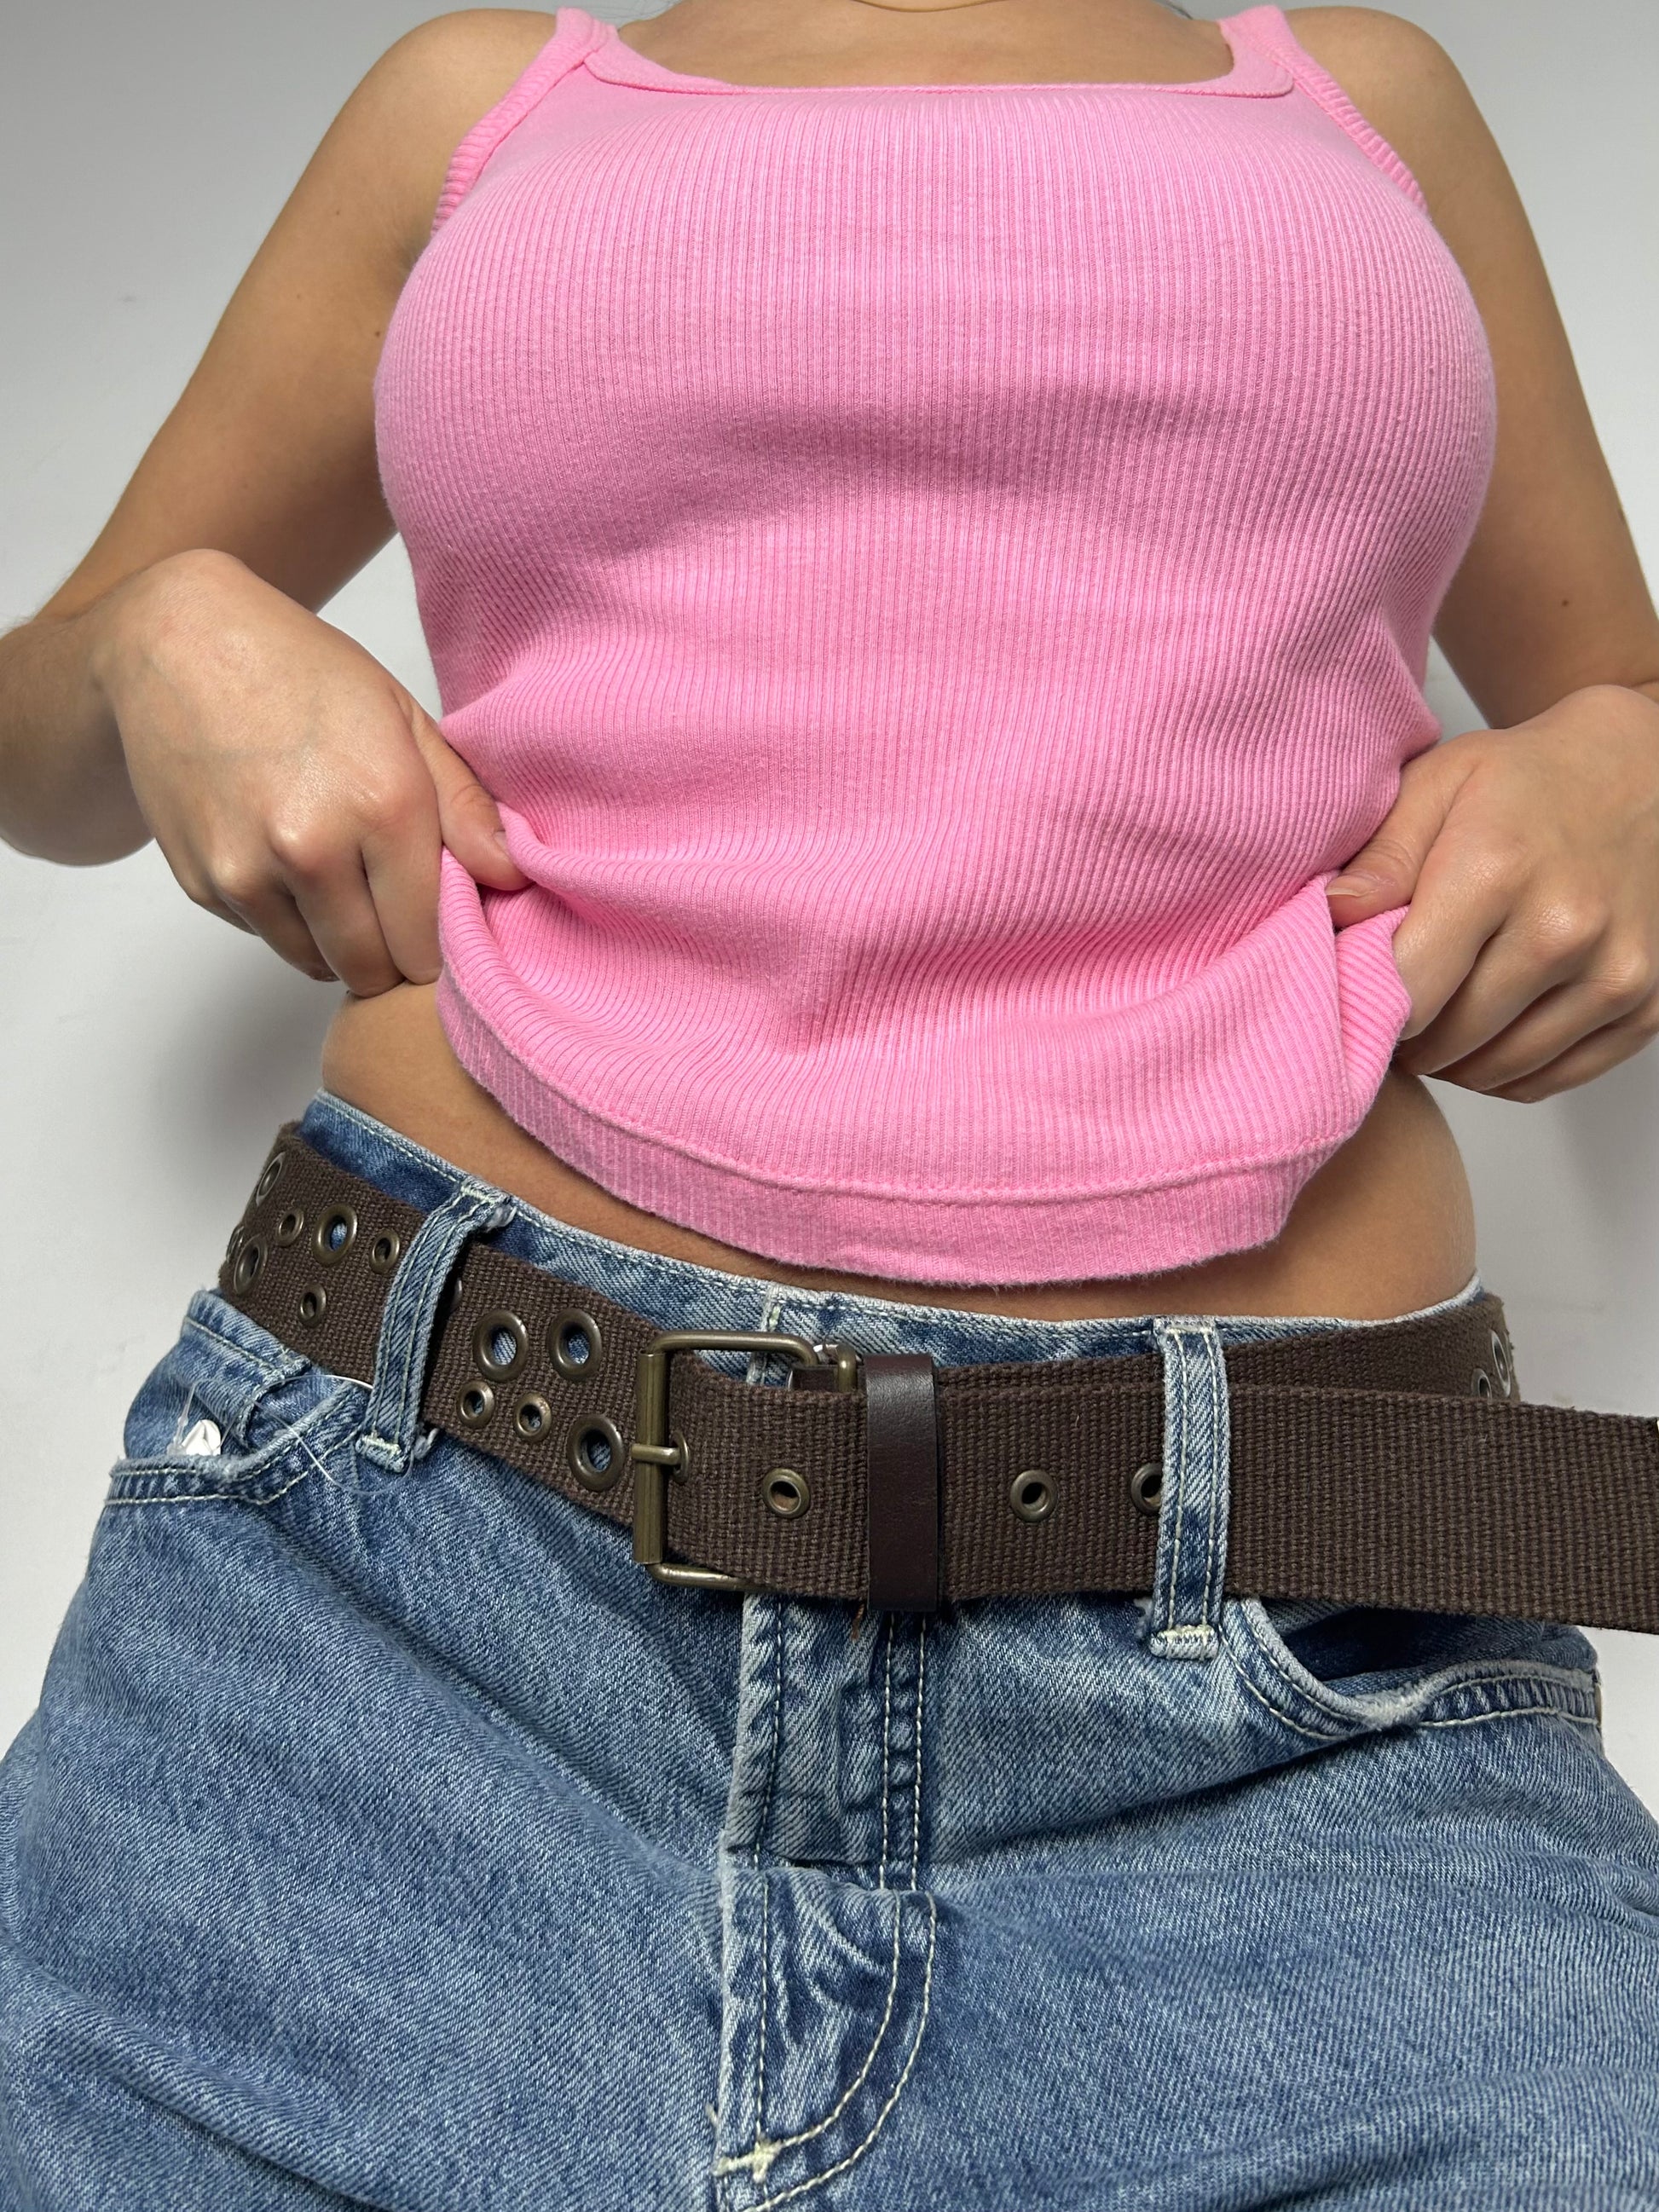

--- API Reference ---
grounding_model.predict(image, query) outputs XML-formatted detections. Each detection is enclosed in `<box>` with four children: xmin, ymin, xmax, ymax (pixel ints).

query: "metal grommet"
<box><xmin>1489</xmin><ymin>1331</ymin><xmax>1512</xmax><ymax>1394</ymax></box>
<box><xmin>512</xmin><ymin>1392</ymin><xmax>553</xmax><ymax>1441</ymax></box>
<box><xmin>225</xmin><ymin>1221</ymin><xmax>247</xmax><ymax>1265</ymax></box>
<box><xmin>1129</xmin><ymin>1460</ymin><xmax>1164</xmax><ymax>1518</ymax></box>
<box><xmin>547</xmin><ymin>1308</ymin><xmax>603</xmax><ymax>1381</ymax></box>
<box><xmin>566</xmin><ymin>1412</ymin><xmax>623</xmax><ymax>1492</ymax></box>
<box><xmin>1472</xmin><ymin>1367</ymin><xmax>1494</xmax><ymax>1399</ymax></box>
<box><xmin>275</xmin><ymin>1206</ymin><xmax>306</xmax><ymax>1247</ymax></box>
<box><xmin>231</xmin><ymin>1238</ymin><xmax>267</xmax><ymax>1294</ymax></box>
<box><xmin>368</xmin><ymin>1230</ymin><xmax>402</xmax><ymax>1275</ymax></box>
<box><xmin>456</xmin><ymin>1379</ymin><xmax>496</xmax><ymax>1428</ymax></box>
<box><xmin>1009</xmin><ymin>1469</ymin><xmax>1054</xmax><ymax>1523</ymax></box>
<box><xmin>312</xmin><ymin>1204</ymin><xmax>358</xmax><ymax>1266</ymax></box>
<box><xmin>298</xmin><ymin>1285</ymin><xmax>327</xmax><ymax>1325</ymax></box>
<box><xmin>254</xmin><ymin>1152</ymin><xmax>285</xmax><ymax>1203</ymax></box>
<box><xmin>764</xmin><ymin>1466</ymin><xmax>811</xmax><ymax>1519</ymax></box>
<box><xmin>471</xmin><ymin>1309</ymin><xmax>529</xmax><ymax>1380</ymax></box>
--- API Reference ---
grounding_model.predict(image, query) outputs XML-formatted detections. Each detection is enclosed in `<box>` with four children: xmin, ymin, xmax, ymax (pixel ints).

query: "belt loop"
<box><xmin>355</xmin><ymin>1182</ymin><xmax>515</xmax><ymax>1475</ymax></box>
<box><xmin>1145</xmin><ymin>1319</ymin><xmax>1230</xmax><ymax>1662</ymax></box>
<box><xmin>864</xmin><ymin>1352</ymin><xmax>940</xmax><ymax>1614</ymax></box>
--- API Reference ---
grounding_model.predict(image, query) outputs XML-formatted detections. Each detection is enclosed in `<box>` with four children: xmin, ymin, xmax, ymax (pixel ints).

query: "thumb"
<box><xmin>1326</xmin><ymin>749</ymin><xmax>1463</xmax><ymax>923</ymax></box>
<box><xmin>409</xmin><ymin>710</ymin><xmax>529</xmax><ymax>892</ymax></box>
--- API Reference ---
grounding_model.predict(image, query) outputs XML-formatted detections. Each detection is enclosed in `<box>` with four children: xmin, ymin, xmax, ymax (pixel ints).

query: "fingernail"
<box><xmin>1327</xmin><ymin>873</ymin><xmax>1378</xmax><ymax>899</ymax></box>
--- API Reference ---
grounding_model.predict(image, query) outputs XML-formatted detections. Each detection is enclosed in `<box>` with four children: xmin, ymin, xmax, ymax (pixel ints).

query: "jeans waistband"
<box><xmin>294</xmin><ymin>1089</ymin><xmax>1485</xmax><ymax>1377</ymax></box>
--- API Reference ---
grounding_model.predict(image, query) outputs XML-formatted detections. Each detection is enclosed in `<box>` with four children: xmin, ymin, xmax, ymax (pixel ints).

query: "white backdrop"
<box><xmin>3</xmin><ymin>0</ymin><xmax>1656</xmax><ymax>1807</ymax></box>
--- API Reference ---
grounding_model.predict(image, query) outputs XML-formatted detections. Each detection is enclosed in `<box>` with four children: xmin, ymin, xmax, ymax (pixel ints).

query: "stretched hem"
<box><xmin>435</xmin><ymin>972</ymin><xmax>1364</xmax><ymax>1287</ymax></box>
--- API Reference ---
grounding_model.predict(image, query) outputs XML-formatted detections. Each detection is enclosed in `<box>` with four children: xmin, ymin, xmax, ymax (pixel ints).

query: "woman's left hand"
<box><xmin>1326</xmin><ymin>683</ymin><xmax>1659</xmax><ymax>1101</ymax></box>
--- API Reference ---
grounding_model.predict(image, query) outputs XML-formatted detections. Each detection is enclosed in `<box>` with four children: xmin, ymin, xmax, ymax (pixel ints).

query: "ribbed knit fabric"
<box><xmin>371</xmin><ymin>4</ymin><xmax>1496</xmax><ymax>1285</ymax></box>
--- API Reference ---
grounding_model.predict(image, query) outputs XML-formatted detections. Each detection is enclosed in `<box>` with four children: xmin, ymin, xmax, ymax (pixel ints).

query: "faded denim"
<box><xmin>3</xmin><ymin>1088</ymin><xmax>1657</xmax><ymax>2209</ymax></box>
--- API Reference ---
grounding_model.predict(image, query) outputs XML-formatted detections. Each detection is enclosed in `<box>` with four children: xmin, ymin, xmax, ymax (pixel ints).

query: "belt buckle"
<box><xmin>630</xmin><ymin>1328</ymin><xmax>855</xmax><ymax>1590</ymax></box>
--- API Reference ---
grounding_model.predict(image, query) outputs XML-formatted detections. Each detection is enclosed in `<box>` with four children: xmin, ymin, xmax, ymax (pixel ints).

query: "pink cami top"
<box><xmin>372</xmin><ymin>5</ymin><xmax>1496</xmax><ymax>1284</ymax></box>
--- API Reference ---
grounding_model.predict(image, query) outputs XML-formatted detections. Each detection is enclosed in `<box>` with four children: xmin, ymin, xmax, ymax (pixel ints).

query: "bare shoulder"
<box><xmin>351</xmin><ymin>9</ymin><xmax>562</xmax><ymax>268</ymax></box>
<box><xmin>1281</xmin><ymin>8</ymin><xmax>1494</xmax><ymax>218</ymax></box>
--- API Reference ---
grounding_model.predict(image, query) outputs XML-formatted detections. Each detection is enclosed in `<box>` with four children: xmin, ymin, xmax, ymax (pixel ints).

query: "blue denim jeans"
<box><xmin>3</xmin><ymin>1089</ymin><xmax>1658</xmax><ymax>2209</ymax></box>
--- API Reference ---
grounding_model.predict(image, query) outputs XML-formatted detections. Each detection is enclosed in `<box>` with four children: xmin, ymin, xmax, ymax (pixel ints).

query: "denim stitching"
<box><xmin>1419</xmin><ymin>1703</ymin><xmax>1599</xmax><ymax>1734</ymax></box>
<box><xmin>754</xmin><ymin>1879</ymin><xmax>772</xmax><ymax>2157</ymax></box>
<box><xmin>107</xmin><ymin>1383</ymin><xmax>362</xmax><ymax>1501</ymax></box>
<box><xmin>1419</xmin><ymin>1666</ymin><xmax>1598</xmax><ymax>1701</ymax></box>
<box><xmin>1234</xmin><ymin>1597</ymin><xmax>1599</xmax><ymax>1734</ymax></box>
<box><xmin>1414</xmin><ymin>1670</ymin><xmax>1599</xmax><ymax>1724</ymax></box>
<box><xmin>910</xmin><ymin>1620</ymin><xmax>928</xmax><ymax>1890</ymax></box>
<box><xmin>720</xmin><ymin>1614</ymin><xmax>931</xmax><ymax>2193</ymax></box>
<box><xmin>1155</xmin><ymin>1626</ymin><xmax>1219</xmax><ymax>1654</ymax></box>
<box><xmin>1191</xmin><ymin>1337</ymin><xmax>1210</xmax><ymax>1632</ymax></box>
<box><xmin>359</xmin><ymin>1186</ymin><xmax>508</xmax><ymax>1466</ymax></box>
<box><xmin>1225</xmin><ymin>1632</ymin><xmax>1598</xmax><ymax>1742</ymax></box>
<box><xmin>1151</xmin><ymin>1325</ymin><xmax>1224</xmax><ymax>1657</ymax></box>
<box><xmin>878</xmin><ymin>1614</ymin><xmax>896</xmax><ymax>1891</ymax></box>
<box><xmin>1228</xmin><ymin>1609</ymin><xmax>1357</xmax><ymax>1731</ymax></box>
<box><xmin>167</xmin><ymin>1382</ymin><xmax>204</xmax><ymax>1454</ymax></box>
<box><xmin>103</xmin><ymin>1461</ymin><xmax>315</xmax><ymax>1516</ymax></box>
<box><xmin>1223</xmin><ymin>1641</ymin><xmax>1354</xmax><ymax>1740</ymax></box>
<box><xmin>180</xmin><ymin>1308</ymin><xmax>304</xmax><ymax>1382</ymax></box>
<box><xmin>165</xmin><ymin>1305</ymin><xmax>310</xmax><ymax>1447</ymax></box>
<box><xmin>1198</xmin><ymin>1331</ymin><xmax>1225</xmax><ymax>1635</ymax></box>
<box><xmin>360</xmin><ymin>1206</ymin><xmax>444</xmax><ymax>1457</ymax></box>
<box><xmin>743</xmin><ymin>1896</ymin><xmax>939</xmax><ymax>2212</ymax></box>
<box><xmin>753</xmin><ymin>1602</ymin><xmax>785</xmax><ymax>1872</ymax></box>
<box><xmin>750</xmin><ymin>1599</ymin><xmax>786</xmax><ymax>2156</ymax></box>
<box><xmin>1161</xmin><ymin>1324</ymin><xmax>1224</xmax><ymax>1646</ymax></box>
<box><xmin>1161</xmin><ymin>1330</ymin><xmax>1188</xmax><ymax>1636</ymax></box>
<box><xmin>714</xmin><ymin>1897</ymin><xmax>910</xmax><ymax>2182</ymax></box>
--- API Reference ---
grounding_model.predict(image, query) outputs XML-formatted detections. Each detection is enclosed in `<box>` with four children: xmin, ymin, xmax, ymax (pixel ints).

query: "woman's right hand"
<box><xmin>92</xmin><ymin>547</ymin><xmax>529</xmax><ymax>993</ymax></box>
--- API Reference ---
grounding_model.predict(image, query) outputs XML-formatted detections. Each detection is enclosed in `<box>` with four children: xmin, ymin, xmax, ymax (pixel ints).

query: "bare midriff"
<box><xmin>321</xmin><ymin>984</ymin><xmax>1477</xmax><ymax>1325</ymax></box>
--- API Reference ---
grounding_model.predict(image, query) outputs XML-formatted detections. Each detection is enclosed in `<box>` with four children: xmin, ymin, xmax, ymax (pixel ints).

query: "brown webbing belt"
<box><xmin>217</xmin><ymin>1128</ymin><xmax>1659</xmax><ymax>1632</ymax></box>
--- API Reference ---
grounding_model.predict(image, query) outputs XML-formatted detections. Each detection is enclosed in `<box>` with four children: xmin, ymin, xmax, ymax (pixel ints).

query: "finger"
<box><xmin>1386</xmin><ymin>829</ymin><xmax>1515</xmax><ymax>1041</ymax></box>
<box><xmin>217</xmin><ymin>879</ymin><xmax>338</xmax><ymax>981</ymax></box>
<box><xmin>1408</xmin><ymin>980</ymin><xmax>1585</xmax><ymax>1089</ymax></box>
<box><xmin>158</xmin><ymin>842</ymin><xmax>262</xmax><ymax>939</ymax></box>
<box><xmin>408</xmin><ymin>713</ymin><xmax>530</xmax><ymax>892</ymax></box>
<box><xmin>286</xmin><ymin>863</ymin><xmax>405</xmax><ymax>997</ymax></box>
<box><xmin>1410</xmin><ymin>952</ymin><xmax>1658</xmax><ymax>1089</ymax></box>
<box><xmin>1483</xmin><ymin>998</ymin><xmax>1659</xmax><ymax>1102</ymax></box>
<box><xmin>359</xmin><ymin>780</ymin><xmax>443</xmax><ymax>986</ymax></box>
<box><xmin>1327</xmin><ymin>744</ymin><xmax>1471</xmax><ymax>921</ymax></box>
<box><xmin>1393</xmin><ymin>915</ymin><xmax>1592</xmax><ymax>1075</ymax></box>
<box><xmin>182</xmin><ymin>888</ymin><xmax>257</xmax><ymax>937</ymax></box>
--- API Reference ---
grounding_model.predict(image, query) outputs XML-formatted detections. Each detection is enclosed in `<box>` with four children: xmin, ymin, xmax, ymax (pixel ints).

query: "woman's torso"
<box><xmin>339</xmin><ymin>0</ymin><xmax>1483</xmax><ymax>1322</ymax></box>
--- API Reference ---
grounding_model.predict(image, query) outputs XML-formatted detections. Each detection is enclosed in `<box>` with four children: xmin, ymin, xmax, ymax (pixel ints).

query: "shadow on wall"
<box><xmin>151</xmin><ymin>947</ymin><xmax>340</xmax><ymax>1194</ymax></box>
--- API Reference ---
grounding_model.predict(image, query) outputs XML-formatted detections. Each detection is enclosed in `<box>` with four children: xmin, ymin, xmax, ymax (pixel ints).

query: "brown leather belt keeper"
<box><xmin>217</xmin><ymin>1127</ymin><xmax>1659</xmax><ymax>1631</ymax></box>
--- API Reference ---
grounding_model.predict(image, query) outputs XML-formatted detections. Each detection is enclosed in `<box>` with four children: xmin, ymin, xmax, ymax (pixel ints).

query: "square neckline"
<box><xmin>582</xmin><ymin>8</ymin><xmax>1295</xmax><ymax>98</ymax></box>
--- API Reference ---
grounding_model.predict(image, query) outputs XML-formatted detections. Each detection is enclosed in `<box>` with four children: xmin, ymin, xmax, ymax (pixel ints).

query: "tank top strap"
<box><xmin>1217</xmin><ymin>3</ymin><xmax>1429</xmax><ymax>210</ymax></box>
<box><xmin>431</xmin><ymin>7</ymin><xmax>613</xmax><ymax>240</ymax></box>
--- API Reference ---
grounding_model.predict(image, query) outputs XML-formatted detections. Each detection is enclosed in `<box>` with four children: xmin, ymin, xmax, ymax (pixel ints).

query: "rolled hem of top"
<box><xmin>436</xmin><ymin>983</ymin><xmax>1344</xmax><ymax>1288</ymax></box>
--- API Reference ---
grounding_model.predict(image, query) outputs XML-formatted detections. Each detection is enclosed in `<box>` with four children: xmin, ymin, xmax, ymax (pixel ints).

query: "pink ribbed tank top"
<box><xmin>372</xmin><ymin>5</ymin><xmax>1495</xmax><ymax>1284</ymax></box>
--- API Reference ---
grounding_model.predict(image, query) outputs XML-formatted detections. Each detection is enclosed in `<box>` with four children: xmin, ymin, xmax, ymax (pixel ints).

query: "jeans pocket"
<box><xmin>108</xmin><ymin>1284</ymin><xmax>364</xmax><ymax>1500</ymax></box>
<box><xmin>1224</xmin><ymin>1594</ymin><xmax>1601</xmax><ymax>1742</ymax></box>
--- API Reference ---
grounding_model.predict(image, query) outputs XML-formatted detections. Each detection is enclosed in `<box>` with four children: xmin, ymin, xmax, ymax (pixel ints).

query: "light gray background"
<box><xmin>2</xmin><ymin>1</ymin><xmax>1656</xmax><ymax>1804</ymax></box>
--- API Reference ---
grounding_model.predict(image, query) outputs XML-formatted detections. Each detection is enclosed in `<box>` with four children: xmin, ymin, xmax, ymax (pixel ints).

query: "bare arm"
<box><xmin>1291</xmin><ymin>8</ymin><xmax>1659</xmax><ymax>1099</ymax></box>
<box><xmin>0</xmin><ymin>9</ymin><xmax>555</xmax><ymax>881</ymax></box>
<box><xmin>1288</xmin><ymin>5</ymin><xmax>1659</xmax><ymax>720</ymax></box>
